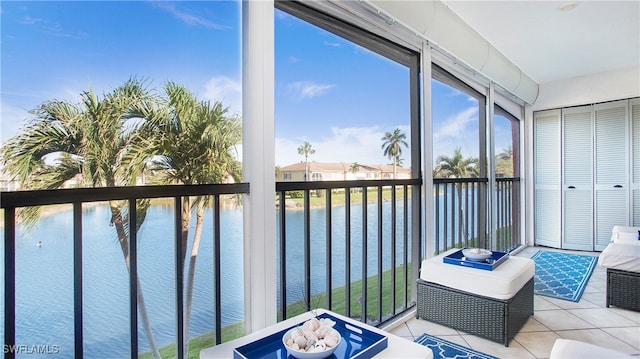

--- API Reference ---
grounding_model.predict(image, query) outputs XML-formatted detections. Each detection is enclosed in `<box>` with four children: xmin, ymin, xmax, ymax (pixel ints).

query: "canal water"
<box><xmin>2</xmin><ymin>200</ymin><xmax>415</xmax><ymax>358</ymax></box>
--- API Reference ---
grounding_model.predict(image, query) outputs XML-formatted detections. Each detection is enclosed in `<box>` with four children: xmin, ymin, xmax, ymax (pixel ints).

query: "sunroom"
<box><xmin>2</xmin><ymin>1</ymin><xmax>639</xmax><ymax>358</ymax></box>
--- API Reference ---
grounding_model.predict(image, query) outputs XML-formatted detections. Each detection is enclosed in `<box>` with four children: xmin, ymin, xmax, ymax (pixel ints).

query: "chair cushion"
<box><xmin>611</xmin><ymin>226</ymin><xmax>640</xmax><ymax>246</ymax></box>
<box><xmin>549</xmin><ymin>339</ymin><xmax>633</xmax><ymax>359</ymax></box>
<box><xmin>419</xmin><ymin>248</ymin><xmax>534</xmax><ymax>300</ymax></box>
<box><xmin>598</xmin><ymin>242</ymin><xmax>640</xmax><ymax>273</ymax></box>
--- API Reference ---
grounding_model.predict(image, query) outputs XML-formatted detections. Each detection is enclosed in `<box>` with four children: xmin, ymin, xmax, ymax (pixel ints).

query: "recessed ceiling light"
<box><xmin>559</xmin><ymin>1</ymin><xmax>579</xmax><ymax>12</ymax></box>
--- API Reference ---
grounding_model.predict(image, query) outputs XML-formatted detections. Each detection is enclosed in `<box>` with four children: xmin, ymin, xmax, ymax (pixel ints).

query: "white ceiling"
<box><xmin>441</xmin><ymin>1</ymin><xmax>640</xmax><ymax>84</ymax></box>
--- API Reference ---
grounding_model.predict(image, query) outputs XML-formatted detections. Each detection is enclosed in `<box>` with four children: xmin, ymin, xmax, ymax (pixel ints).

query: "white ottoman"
<box><xmin>549</xmin><ymin>339</ymin><xmax>633</xmax><ymax>358</ymax></box>
<box><xmin>598</xmin><ymin>242</ymin><xmax>640</xmax><ymax>311</ymax></box>
<box><xmin>417</xmin><ymin>248</ymin><xmax>535</xmax><ymax>346</ymax></box>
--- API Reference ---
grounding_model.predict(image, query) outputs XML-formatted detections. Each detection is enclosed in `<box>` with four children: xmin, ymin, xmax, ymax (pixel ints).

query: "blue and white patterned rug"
<box><xmin>530</xmin><ymin>250</ymin><xmax>597</xmax><ymax>302</ymax></box>
<box><xmin>415</xmin><ymin>333</ymin><xmax>498</xmax><ymax>359</ymax></box>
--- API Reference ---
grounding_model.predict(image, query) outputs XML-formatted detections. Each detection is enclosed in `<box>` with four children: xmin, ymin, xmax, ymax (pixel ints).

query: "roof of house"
<box><xmin>279</xmin><ymin>162</ymin><xmax>410</xmax><ymax>173</ymax></box>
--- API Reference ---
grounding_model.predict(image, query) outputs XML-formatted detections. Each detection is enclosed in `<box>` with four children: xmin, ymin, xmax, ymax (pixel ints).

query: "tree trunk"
<box><xmin>183</xmin><ymin>204</ymin><xmax>205</xmax><ymax>358</ymax></box>
<box><xmin>181</xmin><ymin>197</ymin><xmax>191</xmax><ymax>273</ymax></box>
<box><xmin>109</xmin><ymin>201</ymin><xmax>161</xmax><ymax>359</ymax></box>
<box><xmin>455</xmin><ymin>184</ymin><xmax>467</xmax><ymax>246</ymax></box>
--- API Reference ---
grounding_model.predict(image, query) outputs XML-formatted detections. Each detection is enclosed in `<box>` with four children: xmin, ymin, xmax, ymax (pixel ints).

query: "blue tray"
<box><xmin>443</xmin><ymin>248</ymin><xmax>509</xmax><ymax>271</ymax></box>
<box><xmin>233</xmin><ymin>312</ymin><xmax>388</xmax><ymax>359</ymax></box>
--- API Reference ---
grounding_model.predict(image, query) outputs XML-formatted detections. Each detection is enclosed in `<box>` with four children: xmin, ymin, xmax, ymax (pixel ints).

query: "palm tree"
<box><xmin>433</xmin><ymin>147</ymin><xmax>479</xmax><ymax>179</ymax></box>
<box><xmin>433</xmin><ymin>147</ymin><xmax>480</xmax><ymax>245</ymax></box>
<box><xmin>297</xmin><ymin>141</ymin><xmax>315</xmax><ymax>181</ymax></box>
<box><xmin>380</xmin><ymin>128</ymin><xmax>408</xmax><ymax>179</ymax></box>
<box><xmin>496</xmin><ymin>146</ymin><xmax>514</xmax><ymax>177</ymax></box>
<box><xmin>497</xmin><ymin>146</ymin><xmax>512</xmax><ymax>161</ymax></box>
<box><xmin>1</xmin><ymin>79</ymin><xmax>162</xmax><ymax>359</ymax></box>
<box><xmin>347</xmin><ymin>162</ymin><xmax>359</xmax><ymax>180</ymax></box>
<box><xmin>134</xmin><ymin>82</ymin><xmax>242</xmax><ymax>357</ymax></box>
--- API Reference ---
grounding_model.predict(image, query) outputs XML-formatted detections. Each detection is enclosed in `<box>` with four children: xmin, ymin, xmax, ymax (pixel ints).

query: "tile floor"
<box><xmin>387</xmin><ymin>246</ymin><xmax>640</xmax><ymax>358</ymax></box>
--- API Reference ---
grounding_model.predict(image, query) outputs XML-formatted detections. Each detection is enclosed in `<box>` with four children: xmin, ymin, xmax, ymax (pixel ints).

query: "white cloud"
<box><xmin>287</xmin><ymin>81</ymin><xmax>335</xmax><ymax>100</ymax></box>
<box><xmin>19</xmin><ymin>15</ymin><xmax>43</xmax><ymax>25</ymax></box>
<box><xmin>152</xmin><ymin>2</ymin><xmax>226</xmax><ymax>29</ymax></box>
<box><xmin>275</xmin><ymin>125</ymin><xmax>411</xmax><ymax>167</ymax></box>
<box><xmin>202</xmin><ymin>75</ymin><xmax>242</xmax><ymax>115</ymax></box>
<box><xmin>324</xmin><ymin>41</ymin><xmax>341</xmax><ymax>47</ymax></box>
<box><xmin>433</xmin><ymin>106</ymin><xmax>477</xmax><ymax>140</ymax></box>
<box><xmin>19</xmin><ymin>15</ymin><xmax>87</xmax><ymax>39</ymax></box>
<box><xmin>431</xmin><ymin>107</ymin><xmax>481</xmax><ymax>160</ymax></box>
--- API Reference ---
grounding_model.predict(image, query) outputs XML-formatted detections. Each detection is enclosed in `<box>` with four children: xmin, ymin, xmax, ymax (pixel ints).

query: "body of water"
<box><xmin>2</xmin><ymin>198</ymin><xmax>417</xmax><ymax>358</ymax></box>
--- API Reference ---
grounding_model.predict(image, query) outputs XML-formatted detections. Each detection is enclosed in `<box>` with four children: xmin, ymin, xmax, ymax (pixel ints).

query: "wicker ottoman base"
<box><xmin>416</xmin><ymin>277</ymin><xmax>534</xmax><ymax>347</ymax></box>
<box><xmin>606</xmin><ymin>268</ymin><xmax>640</xmax><ymax>311</ymax></box>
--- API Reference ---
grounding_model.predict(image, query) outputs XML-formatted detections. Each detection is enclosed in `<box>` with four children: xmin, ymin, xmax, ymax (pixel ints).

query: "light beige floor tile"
<box><xmin>534</xmin><ymin>296</ymin><xmax>561</xmax><ymax>311</ymax></box>
<box><xmin>513</xmin><ymin>331</ymin><xmax>563</xmax><ymax>358</ymax></box>
<box><xmin>579</xmin><ymin>292</ymin><xmax>606</xmax><ymax>307</ymax></box>
<box><xmin>567</xmin><ymin>308</ymin><xmax>639</xmax><ymax>328</ymax></box>
<box><xmin>388</xmin><ymin>322</ymin><xmax>413</xmax><ymax>339</ymax></box>
<box><xmin>607</xmin><ymin>308</ymin><xmax>640</xmax><ymax>324</ymax></box>
<box><xmin>543</xmin><ymin>296</ymin><xmax>599</xmax><ymax>309</ymax></box>
<box><xmin>462</xmin><ymin>334</ymin><xmax>536</xmax><ymax>359</ymax></box>
<box><xmin>405</xmin><ymin>318</ymin><xmax>459</xmax><ymax>336</ymax></box>
<box><xmin>583</xmin><ymin>280</ymin><xmax>605</xmax><ymax>293</ymax></box>
<box><xmin>602</xmin><ymin>326</ymin><xmax>640</xmax><ymax>350</ymax></box>
<box><xmin>520</xmin><ymin>316</ymin><xmax>551</xmax><ymax>332</ymax></box>
<box><xmin>582</xmin><ymin>285</ymin><xmax>603</xmax><ymax>294</ymax></box>
<box><xmin>533</xmin><ymin>310</ymin><xmax>595</xmax><ymax>330</ymax></box>
<box><xmin>557</xmin><ymin>328</ymin><xmax>639</xmax><ymax>355</ymax></box>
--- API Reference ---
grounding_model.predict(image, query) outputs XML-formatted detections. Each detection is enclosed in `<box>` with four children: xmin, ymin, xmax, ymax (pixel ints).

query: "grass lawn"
<box><xmin>141</xmin><ymin>263</ymin><xmax>413</xmax><ymax>358</ymax></box>
<box><xmin>282</xmin><ymin>187</ymin><xmax>413</xmax><ymax>209</ymax></box>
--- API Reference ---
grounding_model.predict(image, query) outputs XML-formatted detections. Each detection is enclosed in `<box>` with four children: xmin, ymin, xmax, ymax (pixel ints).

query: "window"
<box><xmin>274</xmin><ymin>2</ymin><xmax>419</xmax><ymax>179</ymax></box>
<box><xmin>494</xmin><ymin>106</ymin><xmax>520</xmax><ymax>178</ymax></box>
<box><xmin>1</xmin><ymin>2</ymin><xmax>243</xmax><ymax>356</ymax></box>
<box><xmin>273</xmin><ymin>1</ymin><xmax>421</xmax><ymax>323</ymax></box>
<box><xmin>431</xmin><ymin>64</ymin><xmax>488</xmax><ymax>251</ymax></box>
<box><xmin>432</xmin><ymin>65</ymin><xmax>486</xmax><ymax>179</ymax></box>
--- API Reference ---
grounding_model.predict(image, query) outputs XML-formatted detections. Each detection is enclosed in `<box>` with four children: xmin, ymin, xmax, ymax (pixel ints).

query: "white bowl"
<box><xmin>462</xmin><ymin>248</ymin><xmax>492</xmax><ymax>261</ymax></box>
<box><xmin>282</xmin><ymin>327</ymin><xmax>341</xmax><ymax>359</ymax></box>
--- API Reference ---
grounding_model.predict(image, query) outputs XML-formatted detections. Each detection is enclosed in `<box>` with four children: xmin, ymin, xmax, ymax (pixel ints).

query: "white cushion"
<box><xmin>598</xmin><ymin>242</ymin><xmax>640</xmax><ymax>273</ymax></box>
<box><xmin>419</xmin><ymin>248</ymin><xmax>534</xmax><ymax>300</ymax></box>
<box><xmin>612</xmin><ymin>225</ymin><xmax>640</xmax><ymax>234</ymax></box>
<box><xmin>611</xmin><ymin>226</ymin><xmax>640</xmax><ymax>245</ymax></box>
<box><xmin>614</xmin><ymin>231</ymin><xmax>640</xmax><ymax>246</ymax></box>
<box><xmin>549</xmin><ymin>339</ymin><xmax>633</xmax><ymax>359</ymax></box>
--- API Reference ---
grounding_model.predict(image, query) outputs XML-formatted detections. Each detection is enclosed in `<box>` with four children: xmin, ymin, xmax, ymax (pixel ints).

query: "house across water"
<box><xmin>278</xmin><ymin>162</ymin><xmax>411</xmax><ymax>181</ymax></box>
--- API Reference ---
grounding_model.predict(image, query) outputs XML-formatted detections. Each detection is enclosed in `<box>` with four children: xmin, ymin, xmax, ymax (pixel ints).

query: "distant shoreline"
<box><xmin>1</xmin><ymin>187</ymin><xmax>429</xmax><ymax>228</ymax></box>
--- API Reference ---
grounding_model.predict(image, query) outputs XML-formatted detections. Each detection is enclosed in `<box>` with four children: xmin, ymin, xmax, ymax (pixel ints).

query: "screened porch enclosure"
<box><xmin>2</xmin><ymin>1</ymin><xmax>531</xmax><ymax>358</ymax></box>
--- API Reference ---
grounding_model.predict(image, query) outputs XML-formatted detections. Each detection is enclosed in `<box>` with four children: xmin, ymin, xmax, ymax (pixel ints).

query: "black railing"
<box><xmin>3</xmin><ymin>176</ymin><xmax>519</xmax><ymax>357</ymax></box>
<box><xmin>496</xmin><ymin>178</ymin><xmax>521</xmax><ymax>252</ymax></box>
<box><xmin>275</xmin><ymin>178</ymin><xmax>422</xmax><ymax>326</ymax></box>
<box><xmin>433</xmin><ymin>178</ymin><xmax>487</xmax><ymax>253</ymax></box>
<box><xmin>2</xmin><ymin>184</ymin><xmax>249</xmax><ymax>359</ymax></box>
<box><xmin>433</xmin><ymin>177</ymin><xmax>521</xmax><ymax>254</ymax></box>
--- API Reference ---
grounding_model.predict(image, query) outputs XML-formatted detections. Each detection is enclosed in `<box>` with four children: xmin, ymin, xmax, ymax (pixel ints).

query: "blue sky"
<box><xmin>1</xmin><ymin>1</ymin><xmax>513</xmax><ymax>169</ymax></box>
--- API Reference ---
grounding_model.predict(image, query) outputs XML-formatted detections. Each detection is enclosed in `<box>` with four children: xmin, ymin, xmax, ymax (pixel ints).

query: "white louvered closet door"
<box><xmin>534</xmin><ymin>109</ymin><xmax>561</xmax><ymax>248</ymax></box>
<box><xmin>562</xmin><ymin>106</ymin><xmax>593</xmax><ymax>250</ymax></box>
<box><xmin>631</xmin><ymin>98</ymin><xmax>640</xmax><ymax>226</ymax></box>
<box><xmin>594</xmin><ymin>100</ymin><xmax>629</xmax><ymax>250</ymax></box>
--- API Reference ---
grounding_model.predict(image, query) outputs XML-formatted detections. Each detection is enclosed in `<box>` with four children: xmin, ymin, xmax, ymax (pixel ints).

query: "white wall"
<box><xmin>531</xmin><ymin>65</ymin><xmax>640</xmax><ymax>112</ymax></box>
<box><xmin>524</xmin><ymin>65</ymin><xmax>640</xmax><ymax>247</ymax></box>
